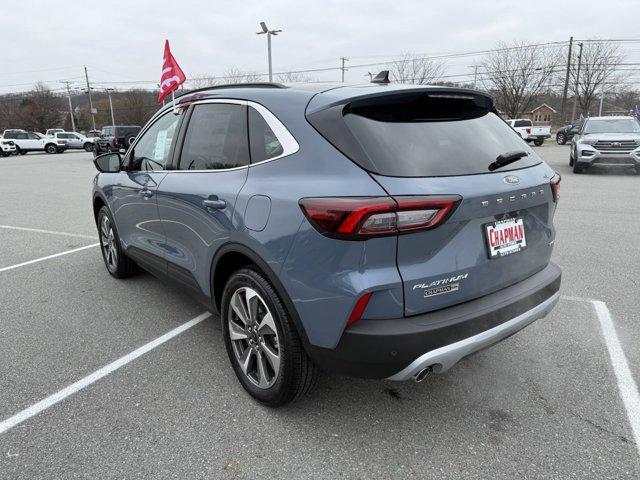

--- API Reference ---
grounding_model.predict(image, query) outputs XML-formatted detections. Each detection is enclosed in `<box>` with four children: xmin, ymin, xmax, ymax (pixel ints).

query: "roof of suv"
<box><xmin>584</xmin><ymin>116</ymin><xmax>637</xmax><ymax>121</ymax></box>
<box><xmin>175</xmin><ymin>82</ymin><xmax>493</xmax><ymax>114</ymax></box>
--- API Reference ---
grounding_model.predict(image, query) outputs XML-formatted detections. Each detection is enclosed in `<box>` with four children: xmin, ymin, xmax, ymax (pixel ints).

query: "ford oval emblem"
<box><xmin>503</xmin><ymin>175</ymin><xmax>520</xmax><ymax>185</ymax></box>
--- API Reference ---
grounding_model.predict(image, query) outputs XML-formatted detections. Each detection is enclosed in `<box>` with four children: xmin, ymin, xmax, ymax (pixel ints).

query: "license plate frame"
<box><xmin>484</xmin><ymin>217</ymin><xmax>527</xmax><ymax>259</ymax></box>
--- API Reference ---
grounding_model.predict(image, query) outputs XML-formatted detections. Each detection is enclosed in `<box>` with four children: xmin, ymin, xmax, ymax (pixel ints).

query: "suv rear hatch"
<box><xmin>307</xmin><ymin>87</ymin><xmax>559</xmax><ymax>316</ymax></box>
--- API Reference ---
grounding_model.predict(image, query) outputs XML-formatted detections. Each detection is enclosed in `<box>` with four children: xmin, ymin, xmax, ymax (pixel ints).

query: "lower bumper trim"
<box><xmin>386</xmin><ymin>291</ymin><xmax>559</xmax><ymax>381</ymax></box>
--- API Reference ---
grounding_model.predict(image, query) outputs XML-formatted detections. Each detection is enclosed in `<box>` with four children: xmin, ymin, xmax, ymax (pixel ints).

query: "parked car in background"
<box><xmin>86</xmin><ymin>130</ymin><xmax>102</xmax><ymax>138</ymax></box>
<box><xmin>54</xmin><ymin>132</ymin><xmax>94</xmax><ymax>151</ymax></box>
<box><xmin>3</xmin><ymin>130</ymin><xmax>68</xmax><ymax>154</ymax></box>
<box><xmin>506</xmin><ymin>119</ymin><xmax>551</xmax><ymax>146</ymax></box>
<box><xmin>45</xmin><ymin>128</ymin><xmax>65</xmax><ymax>137</ymax></box>
<box><xmin>2</xmin><ymin>129</ymin><xmax>26</xmax><ymax>138</ymax></box>
<box><xmin>1</xmin><ymin>139</ymin><xmax>17</xmax><ymax>156</ymax></box>
<box><xmin>570</xmin><ymin>116</ymin><xmax>640</xmax><ymax>174</ymax></box>
<box><xmin>91</xmin><ymin>82</ymin><xmax>561</xmax><ymax>406</ymax></box>
<box><xmin>556</xmin><ymin>118</ymin><xmax>584</xmax><ymax>145</ymax></box>
<box><xmin>92</xmin><ymin>125</ymin><xmax>141</xmax><ymax>156</ymax></box>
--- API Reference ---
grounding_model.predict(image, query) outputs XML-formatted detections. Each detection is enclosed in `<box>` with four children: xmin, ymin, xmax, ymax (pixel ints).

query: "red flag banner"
<box><xmin>158</xmin><ymin>40</ymin><xmax>186</xmax><ymax>104</ymax></box>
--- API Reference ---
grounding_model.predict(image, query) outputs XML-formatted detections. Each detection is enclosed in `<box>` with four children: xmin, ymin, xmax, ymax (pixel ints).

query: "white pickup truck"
<box><xmin>507</xmin><ymin>119</ymin><xmax>551</xmax><ymax>146</ymax></box>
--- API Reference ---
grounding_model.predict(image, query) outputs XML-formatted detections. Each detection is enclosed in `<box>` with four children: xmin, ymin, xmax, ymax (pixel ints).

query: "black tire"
<box><xmin>45</xmin><ymin>143</ymin><xmax>58</xmax><ymax>154</ymax></box>
<box><xmin>84</xmin><ymin>143</ymin><xmax>94</xmax><ymax>152</ymax></box>
<box><xmin>573</xmin><ymin>159</ymin><xmax>584</xmax><ymax>173</ymax></box>
<box><xmin>96</xmin><ymin>206</ymin><xmax>137</xmax><ymax>278</ymax></box>
<box><xmin>556</xmin><ymin>133</ymin><xmax>566</xmax><ymax>145</ymax></box>
<box><xmin>221</xmin><ymin>267</ymin><xmax>320</xmax><ymax>407</ymax></box>
<box><xmin>569</xmin><ymin>147</ymin><xmax>575</xmax><ymax>166</ymax></box>
<box><xmin>14</xmin><ymin>146</ymin><xmax>22</xmax><ymax>155</ymax></box>
<box><xmin>534</xmin><ymin>139</ymin><xmax>544</xmax><ymax>146</ymax></box>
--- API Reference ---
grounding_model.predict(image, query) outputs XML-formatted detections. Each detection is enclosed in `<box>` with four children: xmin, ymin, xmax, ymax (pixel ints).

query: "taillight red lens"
<box><xmin>526</xmin><ymin>128</ymin><xmax>531</xmax><ymax>134</ymax></box>
<box><xmin>299</xmin><ymin>195</ymin><xmax>461</xmax><ymax>240</ymax></box>
<box><xmin>550</xmin><ymin>173</ymin><xmax>561</xmax><ymax>202</ymax></box>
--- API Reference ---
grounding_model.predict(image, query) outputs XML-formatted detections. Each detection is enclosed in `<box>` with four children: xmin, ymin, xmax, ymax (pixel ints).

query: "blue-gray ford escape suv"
<box><xmin>91</xmin><ymin>80</ymin><xmax>561</xmax><ymax>406</ymax></box>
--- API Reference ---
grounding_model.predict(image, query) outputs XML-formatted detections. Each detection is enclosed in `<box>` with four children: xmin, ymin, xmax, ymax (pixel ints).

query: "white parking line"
<box><xmin>591</xmin><ymin>300</ymin><xmax>640</xmax><ymax>455</ymax></box>
<box><xmin>562</xmin><ymin>294</ymin><xmax>640</xmax><ymax>455</ymax></box>
<box><xmin>0</xmin><ymin>243</ymin><xmax>100</xmax><ymax>273</ymax></box>
<box><xmin>0</xmin><ymin>312</ymin><xmax>211</xmax><ymax>435</ymax></box>
<box><xmin>0</xmin><ymin>225</ymin><xmax>96</xmax><ymax>240</ymax></box>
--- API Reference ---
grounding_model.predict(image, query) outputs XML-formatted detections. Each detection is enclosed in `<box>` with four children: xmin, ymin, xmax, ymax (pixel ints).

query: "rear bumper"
<box><xmin>307</xmin><ymin>263</ymin><xmax>561</xmax><ymax>380</ymax></box>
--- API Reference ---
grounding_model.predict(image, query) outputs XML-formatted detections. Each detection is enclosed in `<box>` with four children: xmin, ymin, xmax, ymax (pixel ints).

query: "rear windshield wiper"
<box><xmin>488</xmin><ymin>150</ymin><xmax>529</xmax><ymax>172</ymax></box>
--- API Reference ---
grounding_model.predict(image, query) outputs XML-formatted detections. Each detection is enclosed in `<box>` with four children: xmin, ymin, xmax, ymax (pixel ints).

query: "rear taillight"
<box><xmin>526</xmin><ymin>128</ymin><xmax>532</xmax><ymax>135</ymax></box>
<box><xmin>550</xmin><ymin>173</ymin><xmax>561</xmax><ymax>202</ymax></box>
<box><xmin>113</xmin><ymin>137</ymin><xmax>120</xmax><ymax>146</ymax></box>
<box><xmin>299</xmin><ymin>195</ymin><xmax>461</xmax><ymax>240</ymax></box>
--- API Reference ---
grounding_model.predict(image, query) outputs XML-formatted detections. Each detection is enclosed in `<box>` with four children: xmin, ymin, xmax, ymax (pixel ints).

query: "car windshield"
<box><xmin>584</xmin><ymin>118</ymin><xmax>640</xmax><ymax>134</ymax></box>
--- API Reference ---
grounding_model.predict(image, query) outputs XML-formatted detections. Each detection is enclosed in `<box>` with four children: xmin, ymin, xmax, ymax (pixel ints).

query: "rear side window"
<box><xmin>248</xmin><ymin>107</ymin><xmax>283</xmax><ymax>163</ymax></box>
<box><xmin>513</xmin><ymin>120</ymin><xmax>532</xmax><ymax>127</ymax></box>
<box><xmin>179</xmin><ymin>103</ymin><xmax>250</xmax><ymax>170</ymax></box>
<box><xmin>308</xmin><ymin>91</ymin><xmax>540</xmax><ymax>177</ymax></box>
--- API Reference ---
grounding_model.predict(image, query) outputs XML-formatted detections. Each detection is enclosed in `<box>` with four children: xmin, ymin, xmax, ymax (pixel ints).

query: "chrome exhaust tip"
<box><xmin>414</xmin><ymin>366</ymin><xmax>433</xmax><ymax>383</ymax></box>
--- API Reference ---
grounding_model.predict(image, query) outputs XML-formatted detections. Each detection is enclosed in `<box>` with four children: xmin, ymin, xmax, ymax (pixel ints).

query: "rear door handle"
<box><xmin>140</xmin><ymin>189</ymin><xmax>154</xmax><ymax>199</ymax></box>
<box><xmin>203</xmin><ymin>198</ymin><xmax>226</xmax><ymax>210</ymax></box>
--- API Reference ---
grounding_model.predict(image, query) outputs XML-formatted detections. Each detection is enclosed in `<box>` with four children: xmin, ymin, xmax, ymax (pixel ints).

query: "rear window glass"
<box><xmin>308</xmin><ymin>92</ymin><xmax>540</xmax><ymax>177</ymax></box>
<box><xmin>513</xmin><ymin>120</ymin><xmax>532</xmax><ymax>127</ymax></box>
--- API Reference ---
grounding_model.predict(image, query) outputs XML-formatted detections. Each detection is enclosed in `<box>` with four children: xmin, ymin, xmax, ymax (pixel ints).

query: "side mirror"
<box><xmin>93</xmin><ymin>152</ymin><xmax>121</xmax><ymax>173</ymax></box>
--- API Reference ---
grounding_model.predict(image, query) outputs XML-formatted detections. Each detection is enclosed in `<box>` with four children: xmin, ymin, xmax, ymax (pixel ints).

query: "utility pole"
<box><xmin>256</xmin><ymin>22</ymin><xmax>282</xmax><ymax>82</ymax></box>
<box><xmin>560</xmin><ymin>36</ymin><xmax>573</xmax><ymax>124</ymax></box>
<box><xmin>340</xmin><ymin>57</ymin><xmax>349</xmax><ymax>82</ymax></box>
<box><xmin>471</xmin><ymin>65</ymin><xmax>479</xmax><ymax>89</ymax></box>
<box><xmin>84</xmin><ymin>65</ymin><xmax>96</xmax><ymax>130</ymax></box>
<box><xmin>60</xmin><ymin>81</ymin><xmax>76</xmax><ymax>132</ymax></box>
<box><xmin>106</xmin><ymin>88</ymin><xmax>116</xmax><ymax>126</ymax></box>
<box><xmin>570</xmin><ymin>42</ymin><xmax>584</xmax><ymax>121</ymax></box>
<box><xmin>598</xmin><ymin>90</ymin><xmax>605</xmax><ymax>116</ymax></box>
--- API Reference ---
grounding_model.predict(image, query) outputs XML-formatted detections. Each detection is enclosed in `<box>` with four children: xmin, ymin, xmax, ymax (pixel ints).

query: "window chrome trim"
<box><xmin>164</xmin><ymin>98</ymin><xmax>300</xmax><ymax>174</ymax></box>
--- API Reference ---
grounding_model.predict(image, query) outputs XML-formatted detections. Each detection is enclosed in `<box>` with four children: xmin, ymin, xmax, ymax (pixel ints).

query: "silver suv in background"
<box><xmin>570</xmin><ymin>116</ymin><xmax>640</xmax><ymax>174</ymax></box>
<box><xmin>53</xmin><ymin>132</ymin><xmax>95</xmax><ymax>151</ymax></box>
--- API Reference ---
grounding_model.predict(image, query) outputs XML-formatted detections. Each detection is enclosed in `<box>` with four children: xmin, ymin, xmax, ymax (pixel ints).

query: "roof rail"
<box><xmin>177</xmin><ymin>82</ymin><xmax>286</xmax><ymax>99</ymax></box>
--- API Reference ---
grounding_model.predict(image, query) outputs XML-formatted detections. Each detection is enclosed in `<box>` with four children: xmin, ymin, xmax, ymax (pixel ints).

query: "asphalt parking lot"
<box><xmin>0</xmin><ymin>146</ymin><xmax>639</xmax><ymax>479</ymax></box>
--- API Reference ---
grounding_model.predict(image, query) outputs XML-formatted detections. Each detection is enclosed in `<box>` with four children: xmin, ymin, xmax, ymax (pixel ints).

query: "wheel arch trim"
<box><xmin>210</xmin><ymin>242</ymin><xmax>311</xmax><ymax>347</ymax></box>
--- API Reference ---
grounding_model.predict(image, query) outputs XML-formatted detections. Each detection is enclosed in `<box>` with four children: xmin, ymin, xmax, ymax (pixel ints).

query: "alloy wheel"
<box><xmin>227</xmin><ymin>287</ymin><xmax>281</xmax><ymax>389</ymax></box>
<box><xmin>100</xmin><ymin>215</ymin><xmax>118</xmax><ymax>271</ymax></box>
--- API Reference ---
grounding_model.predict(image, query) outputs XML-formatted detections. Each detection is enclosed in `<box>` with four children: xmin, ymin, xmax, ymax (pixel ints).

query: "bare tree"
<box><xmin>571</xmin><ymin>40</ymin><xmax>625</xmax><ymax>115</ymax></box>
<box><xmin>220</xmin><ymin>68</ymin><xmax>264</xmax><ymax>84</ymax></box>
<box><xmin>388</xmin><ymin>53</ymin><xmax>446</xmax><ymax>84</ymax></box>
<box><xmin>480</xmin><ymin>41</ymin><xmax>560</xmax><ymax>118</ymax></box>
<box><xmin>14</xmin><ymin>83</ymin><xmax>64</xmax><ymax>132</ymax></box>
<box><xmin>276</xmin><ymin>71</ymin><xmax>314</xmax><ymax>83</ymax></box>
<box><xmin>188</xmin><ymin>73</ymin><xmax>220</xmax><ymax>89</ymax></box>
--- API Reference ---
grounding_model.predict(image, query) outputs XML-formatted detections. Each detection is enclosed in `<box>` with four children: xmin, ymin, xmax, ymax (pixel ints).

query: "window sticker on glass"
<box><xmin>154</xmin><ymin>130</ymin><xmax>168</xmax><ymax>161</ymax></box>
